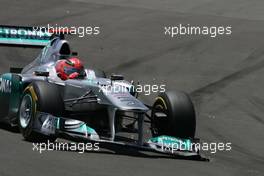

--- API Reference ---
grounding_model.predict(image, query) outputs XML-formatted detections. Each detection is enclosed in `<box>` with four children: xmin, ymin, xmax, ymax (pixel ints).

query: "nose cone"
<box><xmin>105</xmin><ymin>92</ymin><xmax>149</xmax><ymax>112</ymax></box>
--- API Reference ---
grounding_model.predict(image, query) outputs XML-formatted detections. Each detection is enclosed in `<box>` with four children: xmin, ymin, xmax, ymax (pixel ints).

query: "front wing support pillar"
<box><xmin>108</xmin><ymin>107</ymin><xmax>117</xmax><ymax>141</ymax></box>
<box><xmin>137</xmin><ymin>113</ymin><xmax>144</xmax><ymax>146</ymax></box>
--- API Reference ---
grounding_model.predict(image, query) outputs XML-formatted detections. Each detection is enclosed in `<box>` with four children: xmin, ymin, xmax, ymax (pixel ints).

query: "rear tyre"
<box><xmin>18</xmin><ymin>81</ymin><xmax>64</xmax><ymax>142</ymax></box>
<box><xmin>151</xmin><ymin>91</ymin><xmax>196</xmax><ymax>138</ymax></box>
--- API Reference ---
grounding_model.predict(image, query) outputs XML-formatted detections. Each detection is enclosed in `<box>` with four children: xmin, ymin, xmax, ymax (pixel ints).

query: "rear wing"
<box><xmin>0</xmin><ymin>25</ymin><xmax>53</xmax><ymax>47</ymax></box>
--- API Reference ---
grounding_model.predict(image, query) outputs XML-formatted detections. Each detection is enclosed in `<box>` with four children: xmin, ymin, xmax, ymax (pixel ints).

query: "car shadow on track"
<box><xmin>0</xmin><ymin>122</ymin><xmax>20</xmax><ymax>133</ymax></box>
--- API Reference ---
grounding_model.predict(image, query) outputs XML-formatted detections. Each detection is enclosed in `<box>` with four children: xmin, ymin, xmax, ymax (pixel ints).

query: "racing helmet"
<box><xmin>55</xmin><ymin>57</ymin><xmax>86</xmax><ymax>80</ymax></box>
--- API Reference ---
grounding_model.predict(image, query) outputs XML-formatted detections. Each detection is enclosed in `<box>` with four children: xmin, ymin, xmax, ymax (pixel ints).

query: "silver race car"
<box><xmin>0</xmin><ymin>25</ymin><xmax>205</xmax><ymax>160</ymax></box>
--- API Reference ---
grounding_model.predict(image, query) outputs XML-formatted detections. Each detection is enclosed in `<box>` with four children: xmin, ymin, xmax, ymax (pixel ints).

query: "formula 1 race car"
<box><xmin>0</xmin><ymin>25</ymin><xmax>204</xmax><ymax>159</ymax></box>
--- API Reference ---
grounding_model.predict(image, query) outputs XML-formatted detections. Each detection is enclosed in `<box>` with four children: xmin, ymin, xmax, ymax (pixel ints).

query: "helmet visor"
<box><xmin>63</xmin><ymin>67</ymin><xmax>86</xmax><ymax>78</ymax></box>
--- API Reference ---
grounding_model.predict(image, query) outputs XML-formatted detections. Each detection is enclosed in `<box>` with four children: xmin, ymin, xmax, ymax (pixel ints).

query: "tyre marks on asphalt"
<box><xmin>191</xmin><ymin>48</ymin><xmax>264</xmax><ymax>102</ymax></box>
<box><xmin>206</xmin><ymin>127</ymin><xmax>264</xmax><ymax>165</ymax></box>
<box><xmin>106</xmin><ymin>37</ymin><xmax>205</xmax><ymax>73</ymax></box>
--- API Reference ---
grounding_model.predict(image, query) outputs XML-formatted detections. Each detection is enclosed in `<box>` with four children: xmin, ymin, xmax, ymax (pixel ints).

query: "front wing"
<box><xmin>32</xmin><ymin>111</ymin><xmax>208</xmax><ymax>160</ymax></box>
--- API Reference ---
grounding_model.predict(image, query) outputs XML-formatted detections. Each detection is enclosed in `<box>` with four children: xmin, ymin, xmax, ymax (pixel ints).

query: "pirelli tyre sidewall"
<box><xmin>151</xmin><ymin>91</ymin><xmax>196</xmax><ymax>139</ymax></box>
<box><xmin>18</xmin><ymin>81</ymin><xmax>63</xmax><ymax>142</ymax></box>
<box><xmin>18</xmin><ymin>84</ymin><xmax>42</xmax><ymax>141</ymax></box>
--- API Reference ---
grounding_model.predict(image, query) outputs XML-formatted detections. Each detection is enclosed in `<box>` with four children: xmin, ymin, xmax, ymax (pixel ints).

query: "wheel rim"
<box><xmin>19</xmin><ymin>94</ymin><xmax>33</xmax><ymax>128</ymax></box>
<box><xmin>151</xmin><ymin>101</ymin><xmax>168</xmax><ymax>136</ymax></box>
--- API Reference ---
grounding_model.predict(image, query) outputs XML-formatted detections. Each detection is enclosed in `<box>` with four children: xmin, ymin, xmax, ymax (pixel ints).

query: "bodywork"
<box><xmin>0</xmin><ymin>26</ymin><xmax>205</xmax><ymax>159</ymax></box>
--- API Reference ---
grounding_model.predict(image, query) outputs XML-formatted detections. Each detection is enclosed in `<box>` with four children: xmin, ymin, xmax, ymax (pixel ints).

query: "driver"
<box><xmin>55</xmin><ymin>57</ymin><xmax>86</xmax><ymax>80</ymax></box>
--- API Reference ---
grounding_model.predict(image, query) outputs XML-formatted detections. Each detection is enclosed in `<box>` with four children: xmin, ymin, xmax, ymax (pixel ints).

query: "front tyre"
<box><xmin>151</xmin><ymin>91</ymin><xmax>196</xmax><ymax>139</ymax></box>
<box><xmin>18</xmin><ymin>82</ymin><xmax>61</xmax><ymax>142</ymax></box>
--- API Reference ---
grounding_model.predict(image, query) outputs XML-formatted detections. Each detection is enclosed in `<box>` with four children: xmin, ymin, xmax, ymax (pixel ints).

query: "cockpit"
<box><xmin>21</xmin><ymin>38</ymin><xmax>87</xmax><ymax>81</ymax></box>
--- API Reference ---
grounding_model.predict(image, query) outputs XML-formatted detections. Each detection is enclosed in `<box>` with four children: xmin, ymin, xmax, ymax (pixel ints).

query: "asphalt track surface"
<box><xmin>0</xmin><ymin>0</ymin><xmax>264</xmax><ymax>176</ymax></box>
